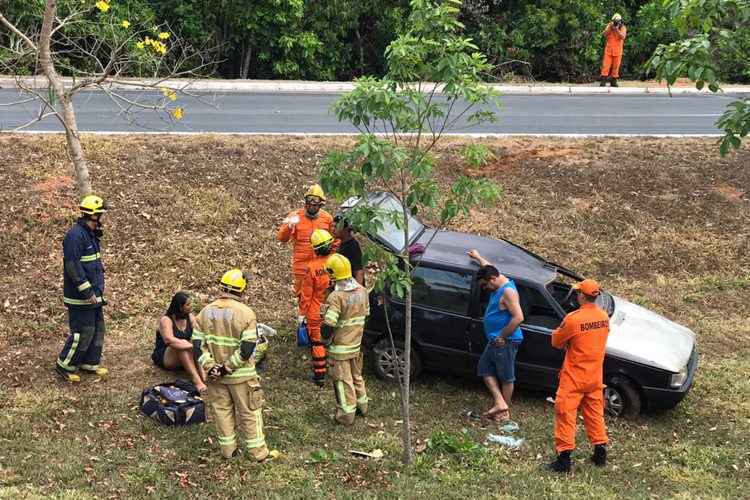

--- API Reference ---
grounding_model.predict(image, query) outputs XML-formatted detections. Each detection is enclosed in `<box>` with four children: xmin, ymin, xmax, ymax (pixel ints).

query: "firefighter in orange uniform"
<box><xmin>299</xmin><ymin>229</ymin><xmax>334</xmax><ymax>386</ymax></box>
<box><xmin>546</xmin><ymin>279</ymin><xmax>610</xmax><ymax>473</ymax></box>
<box><xmin>600</xmin><ymin>13</ymin><xmax>627</xmax><ymax>87</ymax></box>
<box><xmin>277</xmin><ymin>185</ymin><xmax>335</xmax><ymax>298</ymax></box>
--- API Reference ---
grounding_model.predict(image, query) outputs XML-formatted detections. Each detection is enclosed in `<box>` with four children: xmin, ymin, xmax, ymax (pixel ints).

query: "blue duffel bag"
<box><xmin>140</xmin><ymin>380</ymin><xmax>206</xmax><ymax>426</ymax></box>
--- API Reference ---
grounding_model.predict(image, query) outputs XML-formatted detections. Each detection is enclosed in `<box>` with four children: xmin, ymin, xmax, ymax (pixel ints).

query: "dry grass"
<box><xmin>0</xmin><ymin>134</ymin><xmax>748</xmax><ymax>499</ymax></box>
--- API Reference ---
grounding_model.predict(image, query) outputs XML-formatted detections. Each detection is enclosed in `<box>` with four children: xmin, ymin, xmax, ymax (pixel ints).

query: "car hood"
<box><xmin>607</xmin><ymin>296</ymin><xmax>695</xmax><ymax>373</ymax></box>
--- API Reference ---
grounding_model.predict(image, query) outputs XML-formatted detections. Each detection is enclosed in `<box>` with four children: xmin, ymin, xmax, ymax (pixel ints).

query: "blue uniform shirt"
<box><xmin>62</xmin><ymin>219</ymin><xmax>105</xmax><ymax>308</ymax></box>
<box><xmin>483</xmin><ymin>280</ymin><xmax>523</xmax><ymax>343</ymax></box>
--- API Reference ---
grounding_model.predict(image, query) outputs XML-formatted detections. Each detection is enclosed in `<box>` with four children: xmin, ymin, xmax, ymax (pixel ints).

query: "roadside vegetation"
<box><xmin>1</xmin><ymin>135</ymin><xmax>748</xmax><ymax>498</ymax></box>
<box><xmin>2</xmin><ymin>0</ymin><xmax>748</xmax><ymax>83</ymax></box>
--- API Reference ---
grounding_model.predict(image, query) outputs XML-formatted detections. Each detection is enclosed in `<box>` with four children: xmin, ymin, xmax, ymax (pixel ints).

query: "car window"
<box><xmin>476</xmin><ymin>280</ymin><xmax>561</xmax><ymax>329</ymax></box>
<box><xmin>547</xmin><ymin>278</ymin><xmax>615</xmax><ymax>316</ymax></box>
<box><xmin>516</xmin><ymin>283</ymin><xmax>561</xmax><ymax>329</ymax></box>
<box><xmin>412</xmin><ymin>266</ymin><xmax>472</xmax><ymax>316</ymax></box>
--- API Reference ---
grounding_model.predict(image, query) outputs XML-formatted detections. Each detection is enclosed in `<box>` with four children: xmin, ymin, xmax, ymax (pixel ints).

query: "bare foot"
<box><xmin>482</xmin><ymin>403</ymin><xmax>509</xmax><ymax>418</ymax></box>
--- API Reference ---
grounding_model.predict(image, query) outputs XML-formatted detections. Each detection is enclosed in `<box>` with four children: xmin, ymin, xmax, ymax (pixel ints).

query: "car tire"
<box><xmin>372</xmin><ymin>338</ymin><xmax>422</xmax><ymax>382</ymax></box>
<box><xmin>604</xmin><ymin>378</ymin><xmax>642</xmax><ymax>418</ymax></box>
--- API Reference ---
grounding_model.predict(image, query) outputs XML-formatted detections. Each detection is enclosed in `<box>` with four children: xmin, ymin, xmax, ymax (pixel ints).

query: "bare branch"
<box><xmin>0</xmin><ymin>12</ymin><xmax>37</xmax><ymax>51</ymax></box>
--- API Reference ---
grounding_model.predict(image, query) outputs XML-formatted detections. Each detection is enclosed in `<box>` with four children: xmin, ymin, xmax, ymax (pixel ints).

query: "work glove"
<box><xmin>283</xmin><ymin>213</ymin><xmax>300</xmax><ymax>231</ymax></box>
<box><xmin>208</xmin><ymin>364</ymin><xmax>230</xmax><ymax>381</ymax></box>
<box><xmin>297</xmin><ymin>315</ymin><xmax>306</xmax><ymax>326</ymax></box>
<box><xmin>257</xmin><ymin>323</ymin><xmax>277</xmax><ymax>338</ymax></box>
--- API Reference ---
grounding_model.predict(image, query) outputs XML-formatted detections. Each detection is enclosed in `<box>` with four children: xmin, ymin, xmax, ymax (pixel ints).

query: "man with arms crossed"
<box><xmin>468</xmin><ymin>249</ymin><xmax>524</xmax><ymax>421</ymax></box>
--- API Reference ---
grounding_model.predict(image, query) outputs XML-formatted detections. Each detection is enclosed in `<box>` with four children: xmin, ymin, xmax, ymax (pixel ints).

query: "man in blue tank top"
<box><xmin>469</xmin><ymin>249</ymin><xmax>525</xmax><ymax>421</ymax></box>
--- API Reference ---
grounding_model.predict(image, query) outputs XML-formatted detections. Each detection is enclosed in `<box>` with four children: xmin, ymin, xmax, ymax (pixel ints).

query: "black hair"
<box><xmin>477</xmin><ymin>265</ymin><xmax>500</xmax><ymax>282</ymax></box>
<box><xmin>315</xmin><ymin>243</ymin><xmax>333</xmax><ymax>256</ymax></box>
<box><xmin>166</xmin><ymin>291</ymin><xmax>191</xmax><ymax>316</ymax></box>
<box><xmin>334</xmin><ymin>213</ymin><xmax>350</xmax><ymax>230</ymax></box>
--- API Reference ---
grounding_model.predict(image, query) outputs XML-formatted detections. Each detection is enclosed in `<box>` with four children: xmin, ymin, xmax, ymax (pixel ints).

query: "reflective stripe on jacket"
<box><xmin>322</xmin><ymin>282</ymin><xmax>370</xmax><ymax>360</ymax></box>
<box><xmin>277</xmin><ymin>208</ymin><xmax>335</xmax><ymax>277</ymax></box>
<box><xmin>193</xmin><ymin>297</ymin><xmax>260</xmax><ymax>385</ymax></box>
<box><xmin>62</xmin><ymin>219</ymin><xmax>104</xmax><ymax>308</ymax></box>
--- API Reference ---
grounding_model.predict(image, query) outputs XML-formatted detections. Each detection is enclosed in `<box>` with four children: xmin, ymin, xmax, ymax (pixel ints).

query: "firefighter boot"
<box><xmin>56</xmin><ymin>365</ymin><xmax>80</xmax><ymax>383</ymax></box>
<box><xmin>599</xmin><ymin>76</ymin><xmax>607</xmax><ymax>87</ymax></box>
<box><xmin>610</xmin><ymin>78</ymin><xmax>619</xmax><ymax>87</ymax></box>
<box><xmin>591</xmin><ymin>444</ymin><xmax>607</xmax><ymax>466</ymax></box>
<box><xmin>80</xmin><ymin>364</ymin><xmax>109</xmax><ymax>377</ymax></box>
<box><xmin>545</xmin><ymin>450</ymin><xmax>572</xmax><ymax>473</ymax></box>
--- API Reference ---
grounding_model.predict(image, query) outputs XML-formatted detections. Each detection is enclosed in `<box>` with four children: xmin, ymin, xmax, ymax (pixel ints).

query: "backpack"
<box><xmin>140</xmin><ymin>380</ymin><xmax>206</xmax><ymax>426</ymax></box>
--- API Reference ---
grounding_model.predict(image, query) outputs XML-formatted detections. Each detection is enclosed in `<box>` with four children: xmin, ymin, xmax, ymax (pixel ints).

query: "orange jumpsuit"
<box><xmin>551</xmin><ymin>302</ymin><xmax>610</xmax><ymax>453</ymax></box>
<box><xmin>299</xmin><ymin>255</ymin><xmax>331</xmax><ymax>381</ymax></box>
<box><xmin>277</xmin><ymin>208</ymin><xmax>335</xmax><ymax>296</ymax></box>
<box><xmin>601</xmin><ymin>24</ymin><xmax>627</xmax><ymax>79</ymax></box>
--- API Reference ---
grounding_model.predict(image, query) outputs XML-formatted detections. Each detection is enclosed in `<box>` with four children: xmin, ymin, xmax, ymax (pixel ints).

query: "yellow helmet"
<box><xmin>80</xmin><ymin>195</ymin><xmax>107</xmax><ymax>215</ymax></box>
<box><xmin>304</xmin><ymin>184</ymin><xmax>326</xmax><ymax>203</ymax></box>
<box><xmin>612</xmin><ymin>13</ymin><xmax>622</xmax><ymax>21</ymax></box>
<box><xmin>325</xmin><ymin>253</ymin><xmax>352</xmax><ymax>281</ymax></box>
<box><xmin>220</xmin><ymin>268</ymin><xmax>247</xmax><ymax>293</ymax></box>
<box><xmin>310</xmin><ymin>229</ymin><xmax>334</xmax><ymax>250</ymax></box>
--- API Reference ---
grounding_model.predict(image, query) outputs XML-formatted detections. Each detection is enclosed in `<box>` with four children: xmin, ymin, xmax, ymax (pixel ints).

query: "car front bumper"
<box><xmin>641</xmin><ymin>346</ymin><xmax>699</xmax><ymax>409</ymax></box>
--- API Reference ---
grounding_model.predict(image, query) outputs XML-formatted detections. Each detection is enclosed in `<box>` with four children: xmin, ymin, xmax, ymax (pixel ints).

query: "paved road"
<box><xmin>1</xmin><ymin>88</ymin><xmax>745</xmax><ymax>134</ymax></box>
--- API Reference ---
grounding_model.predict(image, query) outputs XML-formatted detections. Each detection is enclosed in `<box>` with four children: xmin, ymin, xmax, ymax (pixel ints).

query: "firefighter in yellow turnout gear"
<box><xmin>192</xmin><ymin>269</ymin><xmax>271</xmax><ymax>460</ymax></box>
<box><xmin>321</xmin><ymin>254</ymin><xmax>370</xmax><ymax>425</ymax></box>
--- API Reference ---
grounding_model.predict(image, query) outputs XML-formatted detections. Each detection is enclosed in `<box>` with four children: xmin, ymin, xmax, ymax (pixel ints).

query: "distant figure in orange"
<box><xmin>545</xmin><ymin>279</ymin><xmax>610</xmax><ymax>474</ymax></box>
<box><xmin>600</xmin><ymin>13</ymin><xmax>627</xmax><ymax>87</ymax></box>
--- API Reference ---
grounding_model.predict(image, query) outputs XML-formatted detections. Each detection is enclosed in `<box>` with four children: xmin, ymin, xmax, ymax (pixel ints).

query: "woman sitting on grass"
<box><xmin>151</xmin><ymin>291</ymin><xmax>206</xmax><ymax>393</ymax></box>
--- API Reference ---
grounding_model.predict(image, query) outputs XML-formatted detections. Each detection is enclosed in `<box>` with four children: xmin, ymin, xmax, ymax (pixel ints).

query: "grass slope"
<box><xmin>0</xmin><ymin>135</ymin><xmax>748</xmax><ymax>499</ymax></box>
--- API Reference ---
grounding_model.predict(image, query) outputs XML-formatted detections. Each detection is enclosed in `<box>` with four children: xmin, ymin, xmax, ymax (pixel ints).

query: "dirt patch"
<box><xmin>713</xmin><ymin>184</ymin><xmax>746</xmax><ymax>201</ymax></box>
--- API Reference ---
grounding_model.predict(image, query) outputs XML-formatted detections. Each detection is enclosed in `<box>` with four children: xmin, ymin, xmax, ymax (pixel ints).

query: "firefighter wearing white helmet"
<box><xmin>192</xmin><ymin>269</ymin><xmax>277</xmax><ymax>461</ymax></box>
<box><xmin>56</xmin><ymin>194</ymin><xmax>109</xmax><ymax>382</ymax></box>
<box><xmin>321</xmin><ymin>254</ymin><xmax>370</xmax><ymax>425</ymax></box>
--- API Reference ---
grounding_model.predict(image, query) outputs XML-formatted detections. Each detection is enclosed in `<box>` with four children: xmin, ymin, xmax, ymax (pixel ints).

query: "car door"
<box><xmin>468</xmin><ymin>278</ymin><xmax>564</xmax><ymax>390</ymax></box>
<box><xmin>390</xmin><ymin>265</ymin><xmax>475</xmax><ymax>374</ymax></box>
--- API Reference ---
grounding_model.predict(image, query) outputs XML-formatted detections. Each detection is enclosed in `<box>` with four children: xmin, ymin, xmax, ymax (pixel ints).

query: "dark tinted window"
<box><xmin>412</xmin><ymin>267</ymin><xmax>473</xmax><ymax>315</ymax></box>
<box><xmin>517</xmin><ymin>283</ymin><xmax>561</xmax><ymax>329</ymax></box>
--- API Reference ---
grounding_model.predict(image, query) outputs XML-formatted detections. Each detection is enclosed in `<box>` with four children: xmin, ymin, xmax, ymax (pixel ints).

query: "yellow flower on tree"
<box><xmin>158</xmin><ymin>32</ymin><xmax>171</xmax><ymax>40</ymax></box>
<box><xmin>172</xmin><ymin>107</ymin><xmax>184</xmax><ymax>120</ymax></box>
<box><xmin>121</xmin><ymin>20</ymin><xmax>131</xmax><ymax>29</ymax></box>
<box><xmin>161</xmin><ymin>88</ymin><xmax>177</xmax><ymax>102</ymax></box>
<box><xmin>95</xmin><ymin>1</ymin><xmax>110</xmax><ymax>13</ymax></box>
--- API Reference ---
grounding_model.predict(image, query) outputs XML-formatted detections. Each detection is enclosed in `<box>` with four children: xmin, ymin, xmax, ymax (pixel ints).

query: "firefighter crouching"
<box><xmin>300</xmin><ymin>229</ymin><xmax>335</xmax><ymax>386</ymax></box>
<box><xmin>321</xmin><ymin>254</ymin><xmax>370</xmax><ymax>425</ymax></box>
<box><xmin>192</xmin><ymin>269</ymin><xmax>274</xmax><ymax>461</ymax></box>
<box><xmin>546</xmin><ymin>279</ymin><xmax>610</xmax><ymax>473</ymax></box>
<box><xmin>56</xmin><ymin>195</ymin><xmax>109</xmax><ymax>382</ymax></box>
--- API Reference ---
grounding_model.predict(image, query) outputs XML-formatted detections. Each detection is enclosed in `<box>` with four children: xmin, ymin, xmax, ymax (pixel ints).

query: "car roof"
<box><xmin>414</xmin><ymin>229</ymin><xmax>558</xmax><ymax>284</ymax></box>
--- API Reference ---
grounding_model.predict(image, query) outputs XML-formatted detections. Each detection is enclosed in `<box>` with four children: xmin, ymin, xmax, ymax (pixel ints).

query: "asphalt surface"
<box><xmin>1</xmin><ymin>88</ymin><xmax>745</xmax><ymax>134</ymax></box>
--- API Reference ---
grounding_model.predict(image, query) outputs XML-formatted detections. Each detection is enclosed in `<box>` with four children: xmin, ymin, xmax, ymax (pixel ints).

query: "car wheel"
<box><xmin>604</xmin><ymin>378</ymin><xmax>642</xmax><ymax>418</ymax></box>
<box><xmin>372</xmin><ymin>338</ymin><xmax>422</xmax><ymax>382</ymax></box>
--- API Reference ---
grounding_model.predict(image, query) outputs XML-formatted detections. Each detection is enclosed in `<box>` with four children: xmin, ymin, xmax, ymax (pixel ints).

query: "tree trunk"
<box><xmin>402</xmin><ymin>280</ymin><xmax>413</xmax><ymax>464</ymax></box>
<box><xmin>240</xmin><ymin>42</ymin><xmax>252</xmax><ymax>80</ymax></box>
<box><xmin>38</xmin><ymin>0</ymin><xmax>92</xmax><ymax>195</ymax></box>
<box><xmin>400</xmin><ymin>205</ymin><xmax>413</xmax><ymax>465</ymax></box>
<box><xmin>355</xmin><ymin>28</ymin><xmax>365</xmax><ymax>76</ymax></box>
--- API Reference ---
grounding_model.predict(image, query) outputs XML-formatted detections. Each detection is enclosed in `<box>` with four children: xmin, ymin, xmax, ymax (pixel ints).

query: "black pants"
<box><xmin>57</xmin><ymin>307</ymin><xmax>105</xmax><ymax>372</ymax></box>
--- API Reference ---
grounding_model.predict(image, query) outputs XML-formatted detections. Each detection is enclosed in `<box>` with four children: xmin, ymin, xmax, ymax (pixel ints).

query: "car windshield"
<box><xmin>546</xmin><ymin>274</ymin><xmax>615</xmax><ymax>316</ymax></box>
<box><xmin>367</xmin><ymin>193</ymin><xmax>425</xmax><ymax>252</ymax></box>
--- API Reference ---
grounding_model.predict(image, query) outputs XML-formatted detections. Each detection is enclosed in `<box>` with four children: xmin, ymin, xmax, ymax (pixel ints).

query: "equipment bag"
<box><xmin>297</xmin><ymin>322</ymin><xmax>310</xmax><ymax>347</ymax></box>
<box><xmin>140</xmin><ymin>380</ymin><xmax>206</xmax><ymax>426</ymax></box>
